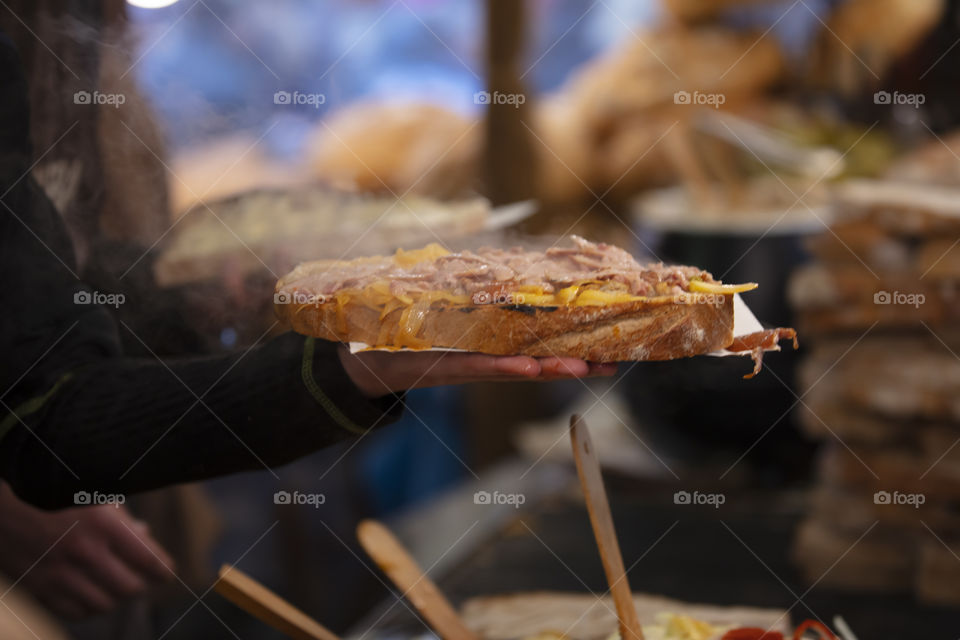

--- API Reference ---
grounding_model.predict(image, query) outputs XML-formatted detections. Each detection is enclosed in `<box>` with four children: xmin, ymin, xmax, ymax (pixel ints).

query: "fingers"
<box><xmin>414</xmin><ymin>353</ymin><xmax>542</xmax><ymax>384</ymax></box>
<box><xmin>91</xmin><ymin>552</ymin><xmax>149</xmax><ymax>600</ymax></box>
<box><xmin>536</xmin><ymin>357</ymin><xmax>590</xmax><ymax>378</ymax></box>
<box><xmin>480</xmin><ymin>355</ymin><xmax>542</xmax><ymax>378</ymax></box>
<box><xmin>489</xmin><ymin>357</ymin><xmax>616</xmax><ymax>380</ymax></box>
<box><xmin>417</xmin><ymin>353</ymin><xmax>542</xmax><ymax>379</ymax></box>
<box><xmin>101</xmin><ymin>514</ymin><xmax>175</xmax><ymax>583</ymax></box>
<box><xmin>57</xmin><ymin>508</ymin><xmax>171</xmax><ymax>612</ymax></box>
<box><xmin>442</xmin><ymin>355</ymin><xmax>613</xmax><ymax>382</ymax></box>
<box><xmin>67</xmin><ymin>532</ymin><xmax>146</xmax><ymax>600</ymax></box>
<box><xmin>48</xmin><ymin>509</ymin><xmax>175</xmax><ymax>620</ymax></box>
<box><xmin>341</xmin><ymin>344</ymin><xmax>618</xmax><ymax>394</ymax></box>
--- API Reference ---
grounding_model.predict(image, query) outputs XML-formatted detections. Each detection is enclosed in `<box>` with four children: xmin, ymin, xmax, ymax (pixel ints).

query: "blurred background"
<box><xmin>2</xmin><ymin>0</ymin><xmax>960</xmax><ymax>638</ymax></box>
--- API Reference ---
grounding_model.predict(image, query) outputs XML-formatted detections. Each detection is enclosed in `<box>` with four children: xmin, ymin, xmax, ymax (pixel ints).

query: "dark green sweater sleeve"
<box><xmin>0</xmin><ymin>30</ymin><xmax>404</xmax><ymax>510</ymax></box>
<box><xmin>0</xmin><ymin>333</ymin><xmax>404</xmax><ymax>510</ymax></box>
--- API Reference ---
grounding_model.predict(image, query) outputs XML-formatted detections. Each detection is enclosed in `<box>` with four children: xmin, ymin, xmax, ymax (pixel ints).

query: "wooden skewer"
<box><xmin>357</xmin><ymin>520</ymin><xmax>480</xmax><ymax>640</ymax></box>
<box><xmin>569</xmin><ymin>415</ymin><xmax>646</xmax><ymax>640</ymax></box>
<box><xmin>215</xmin><ymin>565</ymin><xmax>342</xmax><ymax>640</ymax></box>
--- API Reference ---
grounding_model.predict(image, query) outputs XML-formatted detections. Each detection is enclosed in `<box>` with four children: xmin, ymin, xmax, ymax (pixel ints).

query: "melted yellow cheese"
<box><xmin>554</xmin><ymin>285</ymin><xmax>581</xmax><ymax>304</ymax></box>
<box><xmin>393</xmin><ymin>243</ymin><xmax>450</xmax><ymax>267</ymax></box>
<box><xmin>572</xmin><ymin>289</ymin><xmax>645</xmax><ymax>306</ymax></box>
<box><xmin>688</xmin><ymin>279</ymin><xmax>758</xmax><ymax>295</ymax></box>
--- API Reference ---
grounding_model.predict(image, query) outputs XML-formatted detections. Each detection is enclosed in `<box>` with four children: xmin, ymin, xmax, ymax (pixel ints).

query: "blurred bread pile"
<box><xmin>301</xmin><ymin>0</ymin><xmax>945</xmax><ymax>206</ymax></box>
<box><xmin>788</xmin><ymin>145</ymin><xmax>960</xmax><ymax>604</ymax></box>
<box><xmin>304</xmin><ymin>23</ymin><xmax>785</xmax><ymax>204</ymax></box>
<box><xmin>308</xmin><ymin>102</ymin><xmax>479</xmax><ymax>199</ymax></box>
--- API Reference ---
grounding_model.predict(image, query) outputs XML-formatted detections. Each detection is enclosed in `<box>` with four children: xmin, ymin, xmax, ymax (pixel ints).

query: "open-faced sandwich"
<box><xmin>275</xmin><ymin>236</ymin><xmax>795</xmax><ymax>370</ymax></box>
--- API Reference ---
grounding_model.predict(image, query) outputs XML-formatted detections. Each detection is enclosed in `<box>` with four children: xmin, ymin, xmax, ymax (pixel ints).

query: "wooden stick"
<box><xmin>215</xmin><ymin>565</ymin><xmax>341</xmax><ymax>640</ymax></box>
<box><xmin>569</xmin><ymin>415</ymin><xmax>646</xmax><ymax>640</ymax></box>
<box><xmin>483</xmin><ymin>0</ymin><xmax>536</xmax><ymax>206</ymax></box>
<box><xmin>357</xmin><ymin>520</ymin><xmax>479</xmax><ymax>640</ymax></box>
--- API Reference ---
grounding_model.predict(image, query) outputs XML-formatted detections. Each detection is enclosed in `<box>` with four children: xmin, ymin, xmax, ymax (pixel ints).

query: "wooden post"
<box><xmin>483</xmin><ymin>0</ymin><xmax>536</xmax><ymax>206</ymax></box>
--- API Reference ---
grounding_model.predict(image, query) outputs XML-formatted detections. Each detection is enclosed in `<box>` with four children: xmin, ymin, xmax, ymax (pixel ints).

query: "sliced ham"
<box><xmin>292</xmin><ymin>235</ymin><xmax>716</xmax><ymax>298</ymax></box>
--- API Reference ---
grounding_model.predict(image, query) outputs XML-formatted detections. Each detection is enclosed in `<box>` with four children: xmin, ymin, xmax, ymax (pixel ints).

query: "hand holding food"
<box><xmin>338</xmin><ymin>347</ymin><xmax>617</xmax><ymax>398</ymax></box>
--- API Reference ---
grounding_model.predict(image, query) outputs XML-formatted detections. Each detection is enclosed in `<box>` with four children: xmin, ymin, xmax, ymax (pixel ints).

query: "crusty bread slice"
<box><xmin>276</xmin><ymin>293</ymin><xmax>735</xmax><ymax>362</ymax></box>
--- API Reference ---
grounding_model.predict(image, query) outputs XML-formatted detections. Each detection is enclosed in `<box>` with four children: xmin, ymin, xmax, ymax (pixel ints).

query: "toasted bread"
<box><xmin>276</xmin><ymin>292</ymin><xmax>735</xmax><ymax>362</ymax></box>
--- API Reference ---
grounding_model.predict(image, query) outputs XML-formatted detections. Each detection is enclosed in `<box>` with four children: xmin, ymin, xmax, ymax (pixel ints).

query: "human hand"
<box><xmin>338</xmin><ymin>346</ymin><xmax>617</xmax><ymax>398</ymax></box>
<box><xmin>0</xmin><ymin>484</ymin><xmax>175</xmax><ymax>619</ymax></box>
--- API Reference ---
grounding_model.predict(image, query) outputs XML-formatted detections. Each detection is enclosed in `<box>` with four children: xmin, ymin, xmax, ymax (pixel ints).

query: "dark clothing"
<box><xmin>0</xmin><ymin>32</ymin><xmax>402</xmax><ymax>510</ymax></box>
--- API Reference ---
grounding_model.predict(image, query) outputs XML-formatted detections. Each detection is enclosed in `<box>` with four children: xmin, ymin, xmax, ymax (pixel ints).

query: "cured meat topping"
<box><xmin>284</xmin><ymin>236</ymin><xmax>715</xmax><ymax>299</ymax></box>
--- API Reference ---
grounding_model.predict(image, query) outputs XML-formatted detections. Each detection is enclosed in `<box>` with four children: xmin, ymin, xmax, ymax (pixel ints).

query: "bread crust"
<box><xmin>275</xmin><ymin>295</ymin><xmax>735</xmax><ymax>362</ymax></box>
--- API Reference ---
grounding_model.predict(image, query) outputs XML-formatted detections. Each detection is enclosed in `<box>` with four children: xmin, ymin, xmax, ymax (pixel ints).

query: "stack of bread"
<box><xmin>788</xmin><ymin>176</ymin><xmax>960</xmax><ymax>605</ymax></box>
<box><xmin>306</xmin><ymin>23</ymin><xmax>784</xmax><ymax>203</ymax></box>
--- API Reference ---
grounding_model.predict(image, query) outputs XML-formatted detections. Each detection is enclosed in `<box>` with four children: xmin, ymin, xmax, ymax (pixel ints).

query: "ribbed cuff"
<box><xmin>302</xmin><ymin>337</ymin><xmax>405</xmax><ymax>434</ymax></box>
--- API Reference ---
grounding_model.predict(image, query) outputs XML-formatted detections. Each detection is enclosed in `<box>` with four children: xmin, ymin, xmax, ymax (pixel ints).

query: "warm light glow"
<box><xmin>126</xmin><ymin>0</ymin><xmax>180</xmax><ymax>8</ymax></box>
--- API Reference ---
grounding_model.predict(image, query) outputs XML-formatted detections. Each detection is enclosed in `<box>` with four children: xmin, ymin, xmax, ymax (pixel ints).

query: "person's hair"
<box><xmin>0</xmin><ymin>1</ymin><xmax>170</xmax><ymax>263</ymax></box>
<box><xmin>1</xmin><ymin>1</ymin><xmax>107</xmax><ymax>261</ymax></box>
